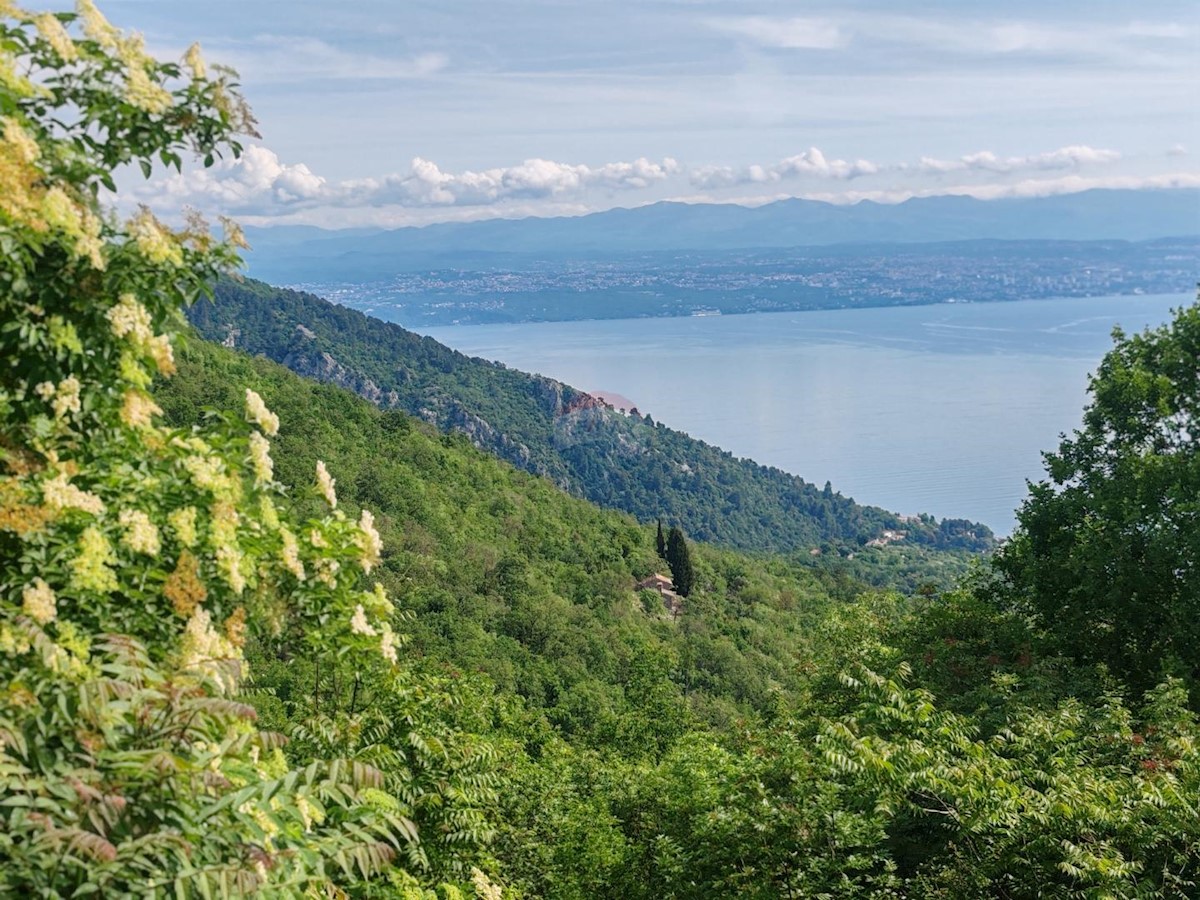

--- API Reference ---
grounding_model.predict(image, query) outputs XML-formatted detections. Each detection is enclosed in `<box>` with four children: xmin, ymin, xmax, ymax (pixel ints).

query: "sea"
<box><xmin>419</xmin><ymin>293</ymin><xmax>1191</xmax><ymax>535</ymax></box>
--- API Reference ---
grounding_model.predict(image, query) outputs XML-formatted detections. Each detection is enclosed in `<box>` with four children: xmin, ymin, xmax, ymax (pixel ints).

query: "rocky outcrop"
<box><xmin>282</xmin><ymin>345</ymin><xmax>400</xmax><ymax>409</ymax></box>
<box><xmin>449</xmin><ymin>399</ymin><xmax>533</xmax><ymax>467</ymax></box>
<box><xmin>552</xmin><ymin>402</ymin><xmax>649</xmax><ymax>459</ymax></box>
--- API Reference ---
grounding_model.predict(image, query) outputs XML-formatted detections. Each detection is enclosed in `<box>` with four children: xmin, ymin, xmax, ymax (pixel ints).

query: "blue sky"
<box><xmin>85</xmin><ymin>0</ymin><xmax>1199</xmax><ymax>227</ymax></box>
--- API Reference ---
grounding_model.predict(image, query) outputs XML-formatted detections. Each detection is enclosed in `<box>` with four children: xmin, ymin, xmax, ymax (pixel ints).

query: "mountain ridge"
<box><xmin>244</xmin><ymin>188</ymin><xmax>1200</xmax><ymax>282</ymax></box>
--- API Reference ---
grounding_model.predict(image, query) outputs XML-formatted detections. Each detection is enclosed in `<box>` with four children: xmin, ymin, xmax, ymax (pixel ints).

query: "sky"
<box><xmin>80</xmin><ymin>0</ymin><xmax>1200</xmax><ymax>228</ymax></box>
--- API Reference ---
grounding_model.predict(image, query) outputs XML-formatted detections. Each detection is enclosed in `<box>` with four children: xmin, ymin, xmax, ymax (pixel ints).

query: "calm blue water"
<box><xmin>420</xmin><ymin>294</ymin><xmax>1190</xmax><ymax>535</ymax></box>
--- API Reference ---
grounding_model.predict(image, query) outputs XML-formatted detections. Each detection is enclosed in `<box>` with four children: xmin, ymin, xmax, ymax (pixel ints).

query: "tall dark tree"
<box><xmin>656</xmin><ymin>519</ymin><xmax>667</xmax><ymax>560</ymax></box>
<box><xmin>666</xmin><ymin>526</ymin><xmax>695</xmax><ymax>597</ymax></box>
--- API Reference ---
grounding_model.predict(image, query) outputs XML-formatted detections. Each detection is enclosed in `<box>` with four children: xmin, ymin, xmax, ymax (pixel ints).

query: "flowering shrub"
<box><xmin>0</xmin><ymin>3</ymin><xmax>433</xmax><ymax>894</ymax></box>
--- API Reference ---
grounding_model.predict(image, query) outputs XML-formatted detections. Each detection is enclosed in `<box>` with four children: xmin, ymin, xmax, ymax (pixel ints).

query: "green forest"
<box><xmin>1</xmin><ymin>5</ymin><xmax>1198</xmax><ymax>898</ymax></box>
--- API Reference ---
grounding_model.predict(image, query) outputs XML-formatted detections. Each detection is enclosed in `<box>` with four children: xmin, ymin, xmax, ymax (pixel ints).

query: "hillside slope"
<box><xmin>156</xmin><ymin>337</ymin><xmax>876</xmax><ymax>741</ymax></box>
<box><xmin>188</xmin><ymin>278</ymin><xmax>994</xmax><ymax>557</ymax></box>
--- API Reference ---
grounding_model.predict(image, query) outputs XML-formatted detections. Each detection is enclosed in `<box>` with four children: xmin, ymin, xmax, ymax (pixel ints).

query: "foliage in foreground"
<box><xmin>0</xmin><ymin>5</ymin><xmax>503</xmax><ymax>896</ymax></box>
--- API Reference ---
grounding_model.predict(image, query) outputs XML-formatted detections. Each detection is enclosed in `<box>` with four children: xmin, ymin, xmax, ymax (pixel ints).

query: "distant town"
<box><xmin>283</xmin><ymin>237</ymin><xmax>1198</xmax><ymax>327</ymax></box>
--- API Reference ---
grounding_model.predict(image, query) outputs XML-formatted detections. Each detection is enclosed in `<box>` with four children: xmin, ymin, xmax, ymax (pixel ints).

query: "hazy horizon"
<box><xmin>63</xmin><ymin>0</ymin><xmax>1198</xmax><ymax>229</ymax></box>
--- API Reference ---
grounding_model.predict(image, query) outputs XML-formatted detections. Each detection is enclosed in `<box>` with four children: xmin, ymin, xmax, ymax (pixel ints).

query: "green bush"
<box><xmin>0</xmin><ymin>4</ymin><xmax>502</xmax><ymax>895</ymax></box>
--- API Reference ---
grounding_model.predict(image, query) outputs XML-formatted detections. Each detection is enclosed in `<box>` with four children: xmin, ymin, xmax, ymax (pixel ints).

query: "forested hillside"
<box><xmin>188</xmin><ymin>278</ymin><xmax>994</xmax><ymax>558</ymax></box>
<box><xmin>163</xmin><ymin>311</ymin><xmax>1200</xmax><ymax>899</ymax></box>
<box><xmin>157</xmin><ymin>337</ymin><xmax>863</xmax><ymax>741</ymax></box>
<box><xmin>159</xmin><ymin>313</ymin><xmax>1200</xmax><ymax>899</ymax></box>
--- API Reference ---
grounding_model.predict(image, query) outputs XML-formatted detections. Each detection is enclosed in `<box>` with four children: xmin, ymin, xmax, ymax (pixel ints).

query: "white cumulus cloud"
<box><xmin>692</xmin><ymin>147</ymin><xmax>878</xmax><ymax>189</ymax></box>
<box><xmin>143</xmin><ymin>145</ymin><xmax>327</xmax><ymax>209</ymax></box>
<box><xmin>128</xmin><ymin>140</ymin><xmax>1193</xmax><ymax>229</ymax></box>
<box><xmin>915</xmin><ymin>145</ymin><xmax>1121</xmax><ymax>175</ymax></box>
<box><xmin>134</xmin><ymin>146</ymin><xmax>681</xmax><ymax>214</ymax></box>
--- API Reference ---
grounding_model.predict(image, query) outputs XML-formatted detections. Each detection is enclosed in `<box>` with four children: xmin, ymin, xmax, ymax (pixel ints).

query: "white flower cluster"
<box><xmin>183</xmin><ymin>42</ymin><xmax>206</xmax><ymax>80</ymax></box>
<box><xmin>180</xmin><ymin>607</ymin><xmax>238</xmax><ymax>693</ymax></box>
<box><xmin>471</xmin><ymin>867</ymin><xmax>505</xmax><ymax>900</ymax></box>
<box><xmin>349</xmin><ymin>604</ymin><xmax>375</xmax><ymax>636</ymax></box>
<box><xmin>182</xmin><ymin>454</ymin><xmax>233</xmax><ymax>497</ymax></box>
<box><xmin>148</xmin><ymin>333</ymin><xmax>175</xmax><ymax>375</ymax></box>
<box><xmin>315</xmin><ymin>460</ymin><xmax>337</xmax><ymax>509</ymax></box>
<box><xmin>244</xmin><ymin>389</ymin><xmax>279</xmax><ymax>436</ymax></box>
<box><xmin>120</xmin><ymin>390</ymin><xmax>161</xmax><ymax>428</ymax></box>
<box><xmin>34</xmin><ymin>377</ymin><xmax>82</xmax><ymax>420</ymax></box>
<box><xmin>106</xmin><ymin>293</ymin><xmax>175</xmax><ymax>376</ymax></box>
<box><xmin>248</xmin><ymin>431</ymin><xmax>273</xmax><ymax>485</ymax></box>
<box><xmin>3</xmin><ymin>117</ymin><xmax>40</xmax><ymax>163</ymax></box>
<box><xmin>34</xmin><ymin>13</ymin><xmax>77</xmax><ymax>62</ymax></box>
<box><xmin>168</xmin><ymin>506</ymin><xmax>199</xmax><ymax>548</ymax></box>
<box><xmin>22</xmin><ymin>578</ymin><xmax>57</xmax><ymax>625</ymax></box>
<box><xmin>379</xmin><ymin>622</ymin><xmax>398</xmax><ymax>665</ymax></box>
<box><xmin>119</xmin><ymin>508</ymin><xmax>161</xmax><ymax>556</ymax></box>
<box><xmin>78</xmin><ymin>0</ymin><xmax>119</xmax><ymax>48</ymax></box>
<box><xmin>128</xmin><ymin>210</ymin><xmax>182</xmax><ymax>265</ymax></box>
<box><xmin>211</xmin><ymin>502</ymin><xmax>245</xmax><ymax>595</ymax></box>
<box><xmin>124</xmin><ymin>65</ymin><xmax>173</xmax><ymax>116</ymax></box>
<box><xmin>106</xmin><ymin>293</ymin><xmax>152</xmax><ymax>344</ymax></box>
<box><xmin>41</xmin><ymin>471</ymin><xmax>105</xmax><ymax>515</ymax></box>
<box><xmin>314</xmin><ymin>557</ymin><xmax>339</xmax><ymax>587</ymax></box>
<box><xmin>279</xmin><ymin>527</ymin><xmax>306</xmax><ymax>581</ymax></box>
<box><xmin>357</xmin><ymin>509</ymin><xmax>382</xmax><ymax>573</ymax></box>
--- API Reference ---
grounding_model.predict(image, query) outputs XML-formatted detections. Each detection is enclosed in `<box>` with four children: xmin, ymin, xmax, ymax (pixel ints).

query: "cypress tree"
<box><xmin>666</xmin><ymin>526</ymin><xmax>695</xmax><ymax>597</ymax></box>
<box><xmin>656</xmin><ymin>519</ymin><xmax>667</xmax><ymax>560</ymax></box>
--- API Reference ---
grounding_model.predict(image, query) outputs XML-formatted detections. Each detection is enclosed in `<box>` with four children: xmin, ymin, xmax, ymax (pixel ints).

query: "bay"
<box><xmin>420</xmin><ymin>293</ymin><xmax>1190</xmax><ymax>535</ymax></box>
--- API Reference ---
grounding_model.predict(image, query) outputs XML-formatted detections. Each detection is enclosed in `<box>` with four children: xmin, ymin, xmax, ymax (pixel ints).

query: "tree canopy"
<box><xmin>994</xmin><ymin>301</ymin><xmax>1200</xmax><ymax>697</ymax></box>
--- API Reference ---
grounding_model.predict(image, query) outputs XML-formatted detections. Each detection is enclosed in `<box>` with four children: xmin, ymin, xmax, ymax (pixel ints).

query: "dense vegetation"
<box><xmin>162</xmin><ymin>307</ymin><xmax>1200</xmax><ymax>898</ymax></box>
<box><xmin>157</xmin><ymin>337</ymin><xmax>864</xmax><ymax>745</ymax></box>
<box><xmin>0</xmin><ymin>6</ymin><xmax>479</xmax><ymax>895</ymax></box>
<box><xmin>4</xmin><ymin>4</ymin><xmax>1199</xmax><ymax>897</ymax></box>
<box><xmin>188</xmin><ymin>277</ymin><xmax>995</xmax><ymax>560</ymax></box>
<box><xmin>161</xmin><ymin>313</ymin><xmax>1200</xmax><ymax>899</ymax></box>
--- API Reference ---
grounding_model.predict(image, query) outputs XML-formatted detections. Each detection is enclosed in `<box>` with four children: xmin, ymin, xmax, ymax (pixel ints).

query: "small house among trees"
<box><xmin>636</xmin><ymin>574</ymin><xmax>683</xmax><ymax>618</ymax></box>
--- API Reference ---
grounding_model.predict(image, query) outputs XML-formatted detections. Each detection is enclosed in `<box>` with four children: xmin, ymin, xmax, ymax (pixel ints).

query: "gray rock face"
<box><xmin>284</xmin><ymin>338</ymin><xmax>541</xmax><ymax>477</ymax></box>
<box><xmin>282</xmin><ymin>346</ymin><xmax>392</xmax><ymax>408</ymax></box>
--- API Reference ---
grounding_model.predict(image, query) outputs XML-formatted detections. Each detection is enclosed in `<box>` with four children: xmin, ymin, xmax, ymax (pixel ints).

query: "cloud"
<box><xmin>1167</xmin><ymin>143</ymin><xmax>1188</xmax><ymax>157</ymax></box>
<box><xmin>704</xmin><ymin>12</ymin><xmax>1191</xmax><ymax>63</ymax></box>
<box><xmin>707</xmin><ymin>16</ymin><xmax>846</xmax><ymax>50</ymax></box>
<box><xmin>129</xmin><ymin>140</ymin><xmax>1194</xmax><ymax>229</ymax></box>
<box><xmin>142</xmin><ymin>145</ymin><xmax>327</xmax><ymax>209</ymax></box>
<box><xmin>135</xmin><ymin>145</ymin><xmax>681</xmax><ymax>214</ymax></box>
<box><xmin>214</xmin><ymin>36</ymin><xmax>448</xmax><ymax>83</ymax></box>
<box><xmin>352</xmin><ymin>155</ymin><xmax>681</xmax><ymax>206</ymax></box>
<box><xmin>915</xmin><ymin>145</ymin><xmax>1121</xmax><ymax>175</ymax></box>
<box><xmin>690</xmin><ymin>144</ymin><xmax>1115</xmax><ymax>190</ymax></box>
<box><xmin>692</xmin><ymin>148</ymin><xmax>878</xmax><ymax>189</ymax></box>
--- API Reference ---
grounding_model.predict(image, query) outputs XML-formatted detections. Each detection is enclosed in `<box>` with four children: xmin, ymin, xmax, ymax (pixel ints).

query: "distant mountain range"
<box><xmin>244</xmin><ymin>188</ymin><xmax>1200</xmax><ymax>282</ymax></box>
